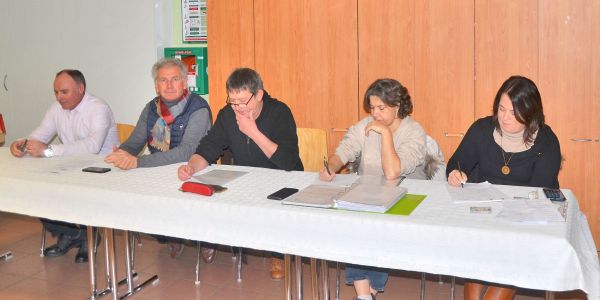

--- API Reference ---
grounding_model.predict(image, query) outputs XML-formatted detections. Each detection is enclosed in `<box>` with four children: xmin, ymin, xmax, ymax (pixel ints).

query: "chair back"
<box><xmin>117</xmin><ymin>123</ymin><xmax>135</xmax><ymax>144</ymax></box>
<box><xmin>424</xmin><ymin>135</ymin><xmax>446</xmax><ymax>181</ymax></box>
<box><xmin>297</xmin><ymin>128</ymin><xmax>328</xmax><ymax>172</ymax></box>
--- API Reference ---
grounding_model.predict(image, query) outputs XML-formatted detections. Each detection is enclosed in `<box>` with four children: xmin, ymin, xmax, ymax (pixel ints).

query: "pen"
<box><xmin>323</xmin><ymin>156</ymin><xmax>331</xmax><ymax>176</ymax></box>
<box><xmin>18</xmin><ymin>139</ymin><xmax>28</xmax><ymax>152</ymax></box>
<box><xmin>457</xmin><ymin>160</ymin><xmax>464</xmax><ymax>188</ymax></box>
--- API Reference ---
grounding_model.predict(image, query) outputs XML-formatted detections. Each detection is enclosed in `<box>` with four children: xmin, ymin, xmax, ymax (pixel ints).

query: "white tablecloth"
<box><xmin>0</xmin><ymin>149</ymin><xmax>598</xmax><ymax>299</ymax></box>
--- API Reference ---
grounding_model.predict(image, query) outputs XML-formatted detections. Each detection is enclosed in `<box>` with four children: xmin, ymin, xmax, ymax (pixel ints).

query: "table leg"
<box><xmin>310</xmin><ymin>258</ymin><xmax>318</xmax><ymax>300</ymax></box>
<box><xmin>105</xmin><ymin>228</ymin><xmax>119</xmax><ymax>300</ymax></box>
<box><xmin>285</xmin><ymin>254</ymin><xmax>292</xmax><ymax>300</ymax></box>
<box><xmin>119</xmin><ymin>230</ymin><xmax>159</xmax><ymax>299</ymax></box>
<box><xmin>87</xmin><ymin>226</ymin><xmax>98</xmax><ymax>298</ymax></box>
<box><xmin>320</xmin><ymin>260</ymin><xmax>330</xmax><ymax>300</ymax></box>
<box><xmin>295</xmin><ymin>255</ymin><xmax>303</xmax><ymax>300</ymax></box>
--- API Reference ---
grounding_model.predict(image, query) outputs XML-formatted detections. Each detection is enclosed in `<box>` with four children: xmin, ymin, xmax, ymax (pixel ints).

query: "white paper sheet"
<box><xmin>447</xmin><ymin>182</ymin><xmax>508</xmax><ymax>203</ymax></box>
<box><xmin>193</xmin><ymin>169</ymin><xmax>248</xmax><ymax>186</ymax></box>
<box><xmin>498</xmin><ymin>199</ymin><xmax>566</xmax><ymax>224</ymax></box>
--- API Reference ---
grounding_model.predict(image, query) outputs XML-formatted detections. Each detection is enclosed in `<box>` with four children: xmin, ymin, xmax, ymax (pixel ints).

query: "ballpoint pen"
<box><xmin>18</xmin><ymin>139</ymin><xmax>28</xmax><ymax>152</ymax></box>
<box><xmin>323</xmin><ymin>156</ymin><xmax>331</xmax><ymax>175</ymax></box>
<box><xmin>457</xmin><ymin>160</ymin><xmax>464</xmax><ymax>188</ymax></box>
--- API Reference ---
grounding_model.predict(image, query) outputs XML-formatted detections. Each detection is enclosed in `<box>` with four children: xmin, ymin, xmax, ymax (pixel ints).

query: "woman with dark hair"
<box><xmin>446</xmin><ymin>76</ymin><xmax>562</xmax><ymax>299</ymax></box>
<box><xmin>320</xmin><ymin>79</ymin><xmax>428</xmax><ymax>300</ymax></box>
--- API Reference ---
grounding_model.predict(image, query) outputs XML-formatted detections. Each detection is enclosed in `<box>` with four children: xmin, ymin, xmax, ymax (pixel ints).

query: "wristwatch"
<box><xmin>43</xmin><ymin>145</ymin><xmax>55</xmax><ymax>158</ymax></box>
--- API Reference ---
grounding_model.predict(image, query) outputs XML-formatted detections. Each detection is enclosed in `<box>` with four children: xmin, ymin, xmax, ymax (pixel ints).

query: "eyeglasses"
<box><xmin>226</xmin><ymin>94</ymin><xmax>255</xmax><ymax>109</ymax></box>
<box><xmin>156</xmin><ymin>76</ymin><xmax>183</xmax><ymax>85</ymax></box>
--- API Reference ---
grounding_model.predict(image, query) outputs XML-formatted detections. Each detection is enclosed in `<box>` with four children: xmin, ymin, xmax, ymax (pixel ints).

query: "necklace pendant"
<box><xmin>501</xmin><ymin>165</ymin><xmax>511</xmax><ymax>175</ymax></box>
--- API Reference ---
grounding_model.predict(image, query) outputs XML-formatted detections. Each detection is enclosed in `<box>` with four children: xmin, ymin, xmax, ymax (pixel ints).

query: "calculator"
<box><xmin>543</xmin><ymin>188</ymin><xmax>566</xmax><ymax>202</ymax></box>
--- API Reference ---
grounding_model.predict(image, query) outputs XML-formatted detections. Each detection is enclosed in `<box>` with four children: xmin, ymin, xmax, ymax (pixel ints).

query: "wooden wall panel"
<box><xmin>413</xmin><ymin>0</ymin><xmax>475</xmax><ymax>160</ymax></box>
<box><xmin>539</xmin><ymin>0</ymin><xmax>600</xmax><ymax>248</ymax></box>
<box><xmin>206</xmin><ymin>0</ymin><xmax>255</xmax><ymax>120</ymax></box>
<box><xmin>253</xmin><ymin>0</ymin><xmax>359</xmax><ymax>155</ymax></box>
<box><xmin>474</xmin><ymin>0</ymin><xmax>538</xmax><ymax>119</ymax></box>
<box><xmin>357</xmin><ymin>0</ymin><xmax>414</xmax><ymax>120</ymax></box>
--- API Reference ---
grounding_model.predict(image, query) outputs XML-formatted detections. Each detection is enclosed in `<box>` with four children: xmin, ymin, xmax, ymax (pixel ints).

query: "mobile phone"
<box><xmin>82</xmin><ymin>167</ymin><xmax>111</xmax><ymax>173</ymax></box>
<box><xmin>543</xmin><ymin>188</ymin><xmax>566</xmax><ymax>202</ymax></box>
<box><xmin>267</xmin><ymin>187</ymin><xmax>299</xmax><ymax>200</ymax></box>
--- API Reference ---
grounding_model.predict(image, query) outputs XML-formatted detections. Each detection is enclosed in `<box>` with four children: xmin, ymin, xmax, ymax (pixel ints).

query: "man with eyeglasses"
<box><xmin>105</xmin><ymin>57</ymin><xmax>212</xmax><ymax>259</ymax></box>
<box><xmin>178</xmin><ymin>67</ymin><xmax>303</xmax><ymax>279</ymax></box>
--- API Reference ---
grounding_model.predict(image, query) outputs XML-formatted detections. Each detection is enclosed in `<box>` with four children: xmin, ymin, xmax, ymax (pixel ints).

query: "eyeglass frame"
<box><xmin>226</xmin><ymin>93</ymin><xmax>255</xmax><ymax>109</ymax></box>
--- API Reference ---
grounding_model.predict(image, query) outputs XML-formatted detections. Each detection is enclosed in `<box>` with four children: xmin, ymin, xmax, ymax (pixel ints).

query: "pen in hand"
<box><xmin>18</xmin><ymin>139</ymin><xmax>28</xmax><ymax>153</ymax></box>
<box><xmin>457</xmin><ymin>160</ymin><xmax>464</xmax><ymax>188</ymax></box>
<box><xmin>323</xmin><ymin>156</ymin><xmax>331</xmax><ymax>176</ymax></box>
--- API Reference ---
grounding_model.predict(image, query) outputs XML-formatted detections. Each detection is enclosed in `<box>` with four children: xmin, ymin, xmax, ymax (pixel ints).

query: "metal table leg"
<box><xmin>285</xmin><ymin>254</ymin><xmax>292</xmax><ymax>300</ymax></box>
<box><xmin>320</xmin><ymin>260</ymin><xmax>330</xmax><ymax>300</ymax></box>
<box><xmin>335</xmin><ymin>262</ymin><xmax>340</xmax><ymax>300</ymax></box>
<box><xmin>118</xmin><ymin>230</ymin><xmax>159</xmax><ymax>300</ymax></box>
<box><xmin>195</xmin><ymin>241</ymin><xmax>201</xmax><ymax>285</ymax></box>
<box><xmin>295</xmin><ymin>255</ymin><xmax>303</xmax><ymax>300</ymax></box>
<box><xmin>310</xmin><ymin>258</ymin><xmax>318</xmax><ymax>300</ymax></box>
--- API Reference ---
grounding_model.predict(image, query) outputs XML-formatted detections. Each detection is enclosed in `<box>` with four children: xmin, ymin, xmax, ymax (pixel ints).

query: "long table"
<box><xmin>0</xmin><ymin>149</ymin><xmax>598</xmax><ymax>299</ymax></box>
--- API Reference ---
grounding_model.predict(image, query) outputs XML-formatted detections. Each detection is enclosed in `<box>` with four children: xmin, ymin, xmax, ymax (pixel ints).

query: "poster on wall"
<box><xmin>182</xmin><ymin>0</ymin><xmax>207</xmax><ymax>43</ymax></box>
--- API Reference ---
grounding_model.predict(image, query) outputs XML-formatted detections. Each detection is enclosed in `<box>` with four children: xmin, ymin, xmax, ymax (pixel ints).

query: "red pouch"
<box><xmin>180</xmin><ymin>182</ymin><xmax>214</xmax><ymax>196</ymax></box>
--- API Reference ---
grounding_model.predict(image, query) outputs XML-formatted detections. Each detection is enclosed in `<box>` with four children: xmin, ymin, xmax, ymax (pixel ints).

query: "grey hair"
<box><xmin>226</xmin><ymin>68</ymin><xmax>264</xmax><ymax>95</ymax></box>
<box><xmin>152</xmin><ymin>58</ymin><xmax>188</xmax><ymax>81</ymax></box>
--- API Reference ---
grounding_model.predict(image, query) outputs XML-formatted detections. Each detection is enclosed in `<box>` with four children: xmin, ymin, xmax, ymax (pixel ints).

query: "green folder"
<box><xmin>384</xmin><ymin>194</ymin><xmax>427</xmax><ymax>216</ymax></box>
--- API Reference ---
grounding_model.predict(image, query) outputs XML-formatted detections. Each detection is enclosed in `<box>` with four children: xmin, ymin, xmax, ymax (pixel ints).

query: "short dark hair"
<box><xmin>492</xmin><ymin>75</ymin><xmax>545</xmax><ymax>144</ymax></box>
<box><xmin>226</xmin><ymin>68</ymin><xmax>264</xmax><ymax>95</ymax></box>
<box><xmin>56</xmin><ymin>69</ymin><xmax>86</xmax><ymax>90</ymax></box>
<box><xmin>363</xmin><ymin>79</ymin><xmax>413</xmax><ymax>118</ymax></box>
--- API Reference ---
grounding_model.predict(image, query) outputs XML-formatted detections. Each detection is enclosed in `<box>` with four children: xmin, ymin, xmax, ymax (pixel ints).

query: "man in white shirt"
<box><xmin>9</xmin><ymin>69</ymin><xmax>118</xmax><ymax>263</ymax></box>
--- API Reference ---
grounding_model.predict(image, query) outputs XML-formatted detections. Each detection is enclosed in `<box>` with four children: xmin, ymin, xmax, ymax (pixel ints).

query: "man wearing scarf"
<box><xmin>105</xmin><ymin>58</ymin><xmax>212</xmax><ymax>258</ymax></box>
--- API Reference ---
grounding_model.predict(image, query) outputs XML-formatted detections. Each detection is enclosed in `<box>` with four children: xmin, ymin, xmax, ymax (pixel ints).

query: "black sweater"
<box><xmin>195</xmin><ymin>91</ymin><xmax>303</xmax><ymax>171</ymax></box>
<box><xmin>446</xmin><ymin>116</ymin><xmax>561</xmax><ymax>188</ymax></box>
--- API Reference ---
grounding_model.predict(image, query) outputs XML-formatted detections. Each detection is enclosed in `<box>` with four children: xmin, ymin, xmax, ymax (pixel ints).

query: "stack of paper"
<box><xmin>334</xmin><ymin>185</ymin><xmax>408</xmax><ymax>213</ymax></box>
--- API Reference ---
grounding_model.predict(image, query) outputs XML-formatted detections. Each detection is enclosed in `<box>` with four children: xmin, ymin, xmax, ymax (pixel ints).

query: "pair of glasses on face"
<box><xmin>157</xmin><ymin>76</ymin><xmax>183</xmax><ymax>85</ymax></box>
<box><xmin>227</xmin><ymin>94</ymin><xmax>255</xmax><ymax>108</ymax></box>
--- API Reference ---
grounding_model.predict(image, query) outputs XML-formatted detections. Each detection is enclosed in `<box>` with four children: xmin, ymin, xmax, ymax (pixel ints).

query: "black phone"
<box><xmin>267</xmin><ymin>187</ymin><xmax>299</xmax><ymax>200</ymax></box>
<box><xmin>82</xmin><ymin>167</ymin><xmax>111</xmax><ymax>173</ymax></box>
<box><xmin>543</xmin><ymin>188</ymin><xmax>566</xmax><ymax>202</ymax></box>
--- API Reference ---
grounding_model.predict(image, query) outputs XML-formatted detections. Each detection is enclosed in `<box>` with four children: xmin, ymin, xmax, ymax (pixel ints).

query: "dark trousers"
<box><xmin>40</xmin><ymin>218</ymin><xmax>87</xmax><ymax>241</ymax></box>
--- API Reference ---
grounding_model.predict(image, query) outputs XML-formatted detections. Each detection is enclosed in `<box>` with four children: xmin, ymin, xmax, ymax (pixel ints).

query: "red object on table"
<box><xmin>180</xmin><ymin>182</ymin><xmax>214</xmax><ymax>196</ymax></box>
<box><xmin>0</xmin><ymin>113</ymin><xmax>5</xmax><ymax>133</ymax></box>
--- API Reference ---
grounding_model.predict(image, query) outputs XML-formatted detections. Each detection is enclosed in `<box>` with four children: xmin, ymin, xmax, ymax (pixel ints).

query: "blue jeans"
<box><xmin>345</xmin><ymin>264</ymin><xmax>388</xmax><ymax>292</ymax></box>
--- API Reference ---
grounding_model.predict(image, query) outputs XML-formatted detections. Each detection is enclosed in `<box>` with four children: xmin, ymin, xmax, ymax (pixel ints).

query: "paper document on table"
<box><xmin>497</xmin><ymin>199</ymin><xmax>565</xmax><ymax>223</ymax></box>
<box><xmin>193</xmin><ymin>169</ymin><xmax>248</xmax><ymax>186</ymax></box>
<box><xmin>334</xmin><ymin>184</ymin><xmax>408</xmax><ymax>213</ymax></box>
<box><xmin>447</xmin><ymin>182</ymin><xmax>508</xmax><ymax>203</ymax></box>
<box><xmin>282</xmin><ymin>185</ymin><xmax>348</xmax><ymax>208</ymax></box>
<box><xmin>313</xmin><ymin>173</ymin><xmax>359</xmax><ymax>187</ymax></box>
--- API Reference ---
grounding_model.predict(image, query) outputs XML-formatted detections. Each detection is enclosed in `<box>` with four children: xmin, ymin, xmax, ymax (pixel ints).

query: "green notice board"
<box><xmin>164</xmin><ymin>47</ymin><xmax>208</xmax><ymax>95</ymax></box>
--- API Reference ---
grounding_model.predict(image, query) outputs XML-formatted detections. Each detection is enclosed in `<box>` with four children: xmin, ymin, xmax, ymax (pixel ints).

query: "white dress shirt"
<box><xmin>28</xmin><ymin>93</ymin><xmax>118</xmax><ymax>156</ymax></box>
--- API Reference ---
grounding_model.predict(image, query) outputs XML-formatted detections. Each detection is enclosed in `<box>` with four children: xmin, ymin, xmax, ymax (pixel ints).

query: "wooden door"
<box><xmin>253</xmin><ymin>0</ymin><xmax>359</xmax><ymax>155</ymax></box>
<box><xmin>474</xmin><ymin>0</ymin><xmax>538</xmax><ymax>119</ymax></box>
<box><xmin>206</xmin><ymin>0</ymin><xmax>255</xmax><ymax>119</ymax></box>
<box><xmin>539</xmin><ymin>0</ymin><xmax>600</xmax><ymax>248</ymax></box>
<box><xmin>412</xmin><ymin>0</ymin><xmax>475</xmax><ymax>160</ymax></box>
